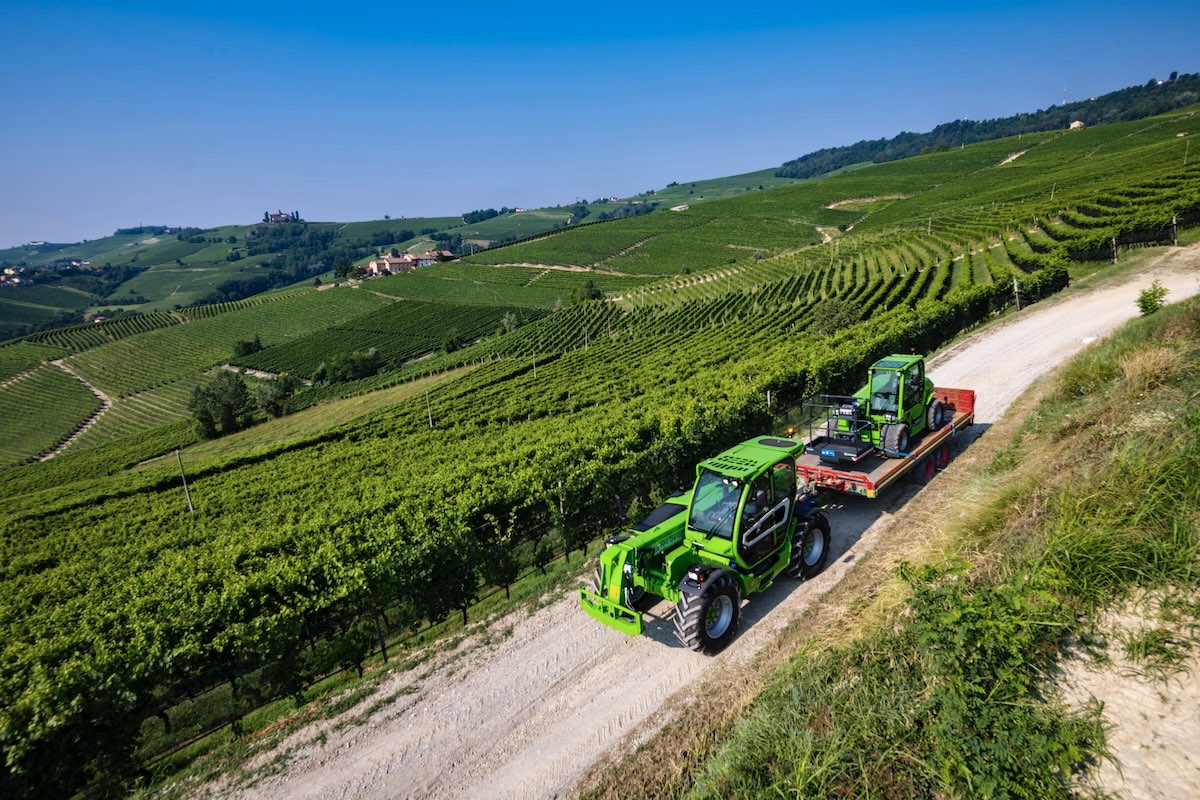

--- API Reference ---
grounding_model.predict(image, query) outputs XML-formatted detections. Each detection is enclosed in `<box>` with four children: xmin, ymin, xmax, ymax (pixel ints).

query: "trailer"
<box><xmin>794</xmin><ymin>386</ymin><xmax>975</xmax><ymax>498</ymax></box>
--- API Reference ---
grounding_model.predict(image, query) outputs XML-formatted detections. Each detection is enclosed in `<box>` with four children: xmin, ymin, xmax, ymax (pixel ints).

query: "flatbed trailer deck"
<box><xmin>795</xmin><ymin>387</ymin><xmax>976</xmax><ymax>497</ymax></box>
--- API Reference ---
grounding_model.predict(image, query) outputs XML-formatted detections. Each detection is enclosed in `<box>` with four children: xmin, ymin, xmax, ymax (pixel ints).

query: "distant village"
<box><xmin>1</xmin><ymin>259</ymin><xmax>95</xmax><ymax>286</ymax></box>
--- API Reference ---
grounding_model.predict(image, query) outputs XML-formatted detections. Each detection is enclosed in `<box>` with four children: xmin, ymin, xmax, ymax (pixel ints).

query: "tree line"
<box><xmin>777</xmin><ymin>72</ymin><xmax>1200</xmax><ymax>179</ymax></box>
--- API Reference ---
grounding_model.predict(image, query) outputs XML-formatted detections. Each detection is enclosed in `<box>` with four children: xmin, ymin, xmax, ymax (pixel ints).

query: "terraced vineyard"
<box><xmin>0</xmin><ymin>341</ymin><xmax>67</xmax><ymax>381</ymax></box>
<box><xmin>66</xmin><ymin>379</ymin><xmax>198</xmax><ymax>451</ymax></box>
<box><xmin>62</xmin><ymin>288</ymin><xmax>388</xmax><ymax>398</ymax></box>
<box><xmin>369</xmin><ymin>262</ymin><xmax>653</xmax><ymax>307</ymax></box>
<box><xmin>236</xmin><ymin>300</ymin><xmax>548</xmax><ymax>377</ymax></box>
<box><xmin>0</xmin><ymin>364</ymin><xmax>102</xmax><ymax>466</ymax></box>
<box><xmin>1</xmin><ymin>105</ymin><xmax>1198</xmax><ymax>799</ymax></box>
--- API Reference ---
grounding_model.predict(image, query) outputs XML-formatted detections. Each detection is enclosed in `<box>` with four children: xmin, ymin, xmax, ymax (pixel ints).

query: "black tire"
<box><xmin>787</xmin><ymin>512</ymin><xmax>831</xmax><ymax>579</ymax></box>
<box><xmin>674</xmin><ymin>575</ymin><xmax>740</xmax><ymax>654</ymax></box>
<box><xmin>926</xmin><ymin>398</ymin><xmax>946</xmax><ymax>433</ymax></box>
<box><xmin>911</xmin><ymin>456</ymin><xmax>936</xmax><ymax>485</ymax></box>
<box><xmin>935</xmin><ymin>444</ymin><xmax>950</xmax><ymax>470</ymax></box>
<box><xmin>880</xmin><ymin>422</ymin><xmax>909</xmax><ymax>457</ymax></box>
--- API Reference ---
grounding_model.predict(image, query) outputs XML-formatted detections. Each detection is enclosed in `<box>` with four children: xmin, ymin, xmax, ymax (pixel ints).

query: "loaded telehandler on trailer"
<box><xmin>579</xmin><ymin>354</ymin><xmax>975</xmax><ymax>653</ymax></box>
<box><xmin>793</xmin><ymin>353</ymin><xmax>976</xmax><ymax>497</ymax></box>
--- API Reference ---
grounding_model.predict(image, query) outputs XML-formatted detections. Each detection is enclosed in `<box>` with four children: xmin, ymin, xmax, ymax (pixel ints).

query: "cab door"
<box><xmin>737</xmin><ymin>459</ymin><xmax>795</xmax><ymax>567</ymax></box>
<box><xmin>902</xmin><ymin>361</ymin><xmax>925</xmax><ymax>426</ymax></box>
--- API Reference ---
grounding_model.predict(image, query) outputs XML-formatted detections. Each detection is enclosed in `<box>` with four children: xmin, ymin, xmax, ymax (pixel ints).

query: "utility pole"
<box><xmin>927</xmin><ymin>218</ymin><xmax>932</xmax><ymax>235</ymax></box>
<box><xmin>1012</xmin><ymin>276</ymin><xmax>1021</xmax><ymax>311</ymax></box>
<box><xmin>176</xmin><ymin>449</ymin><xmax>194</xmax><ymax>514</ymax></box>
<box><xmin>1050</xmin><ymin>182</ymin><xmax>1056</xmax><ymax>201</ymax></box>
<box><xmin>1111</xmin><ymin>237</ymin><xmax>1118</xmax><ymax>265</ymax></box>
<box><xmin>426</xmin><ymin>390</ymin><xmax>433</xmax><ymax>428</ymax></box>
<box><xmin>1173</xmin><ymin>214</ymin><xmax>1179</xmax><ymax>246</ymax></box>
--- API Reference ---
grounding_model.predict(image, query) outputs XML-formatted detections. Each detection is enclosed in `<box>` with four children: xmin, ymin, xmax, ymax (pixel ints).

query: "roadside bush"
<box><xmin>1137</xmin><ymin>279</ymin><xmax>1169</xmax><ymax>315</ymax></box>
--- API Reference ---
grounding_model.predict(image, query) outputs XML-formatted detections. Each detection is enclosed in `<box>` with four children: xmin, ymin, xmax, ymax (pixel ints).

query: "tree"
<box><xmin>254</xmin><ymin>373</ymin><xmax>300</xmax><ymax>417</ymax></box>
<box><xmin>571</xmin><ymin>280</ymin><xmax>604</xmax><ymax>304</ymax></box>
<box><xmin>318</xmin><ymin>349</ymin><xmax>381</xmax><ymax>383</ymax></box>
<box><xmin>189</xmin><ymin>370</ymin><xmax>255</xmax><ymax>438</ymax></box>
<box><xmin>441</xmin><ymin>328</ymin><xmax>465</xmax><ymax>352</ymax></box>
<box><xmin>233</xmin><ymin>335</ymin><xmax>263</xmax><ymax>357</ymax></box>
<box><xmin>333</xmin><ymin>258</ymin><xmax>355</xmax><ymax>279</ymax></box>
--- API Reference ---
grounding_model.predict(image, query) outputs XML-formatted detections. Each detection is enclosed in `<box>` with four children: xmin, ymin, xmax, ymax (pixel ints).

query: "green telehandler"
<box><xmin>579</xmin><ymin>436</ymin><xmax>830</xmax><ymax>654</ymax></box>
<box><xmin>802</xmin><ymin>352</ymin><xmax>948</xmax><ymax>463</ymax></box>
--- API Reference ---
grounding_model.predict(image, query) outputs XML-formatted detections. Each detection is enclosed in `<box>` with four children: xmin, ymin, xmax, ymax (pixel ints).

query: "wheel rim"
<box><xmin>924</xmin><ymin>458</ymin><xmax>936</xmax><ymax>479</ymax></box>
<box><xmin>937</xmin><ymin>447</ymin><xmax>949</xmax><ymax>469</ymax></box>
<box><xmin>705</xmin><ymin>594</ymin><xmax>734</xmax><ymax>638</ymax></box>
<box><xmin>803</xmin><ymin>527</ymin><xmax>826</xmax><ymax>567</ymax></box>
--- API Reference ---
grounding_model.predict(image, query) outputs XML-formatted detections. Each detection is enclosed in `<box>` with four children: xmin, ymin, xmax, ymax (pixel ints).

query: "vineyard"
<box><xmin>61</xmin><ymin>288</ymin><xmax>387</xmax><ymax>398</ymax></box>
<box><xmin>0</xmin><ymin>105</ymin><xmax>1198</xmax><ymax>798</ymax></box>
<box><xmin>0</xmin><ymin>364</ymin><xmax>103</xmax><ymax>466</ymax></box>
<box><xmin>368</xmin><ymin>262</ymin><xmax>653</xmax><ymax>307</ymax></box>
<box><xmin>235</xmin><ymin>300</ymin><xmax>549</xmax><ymax>377</ymax></box>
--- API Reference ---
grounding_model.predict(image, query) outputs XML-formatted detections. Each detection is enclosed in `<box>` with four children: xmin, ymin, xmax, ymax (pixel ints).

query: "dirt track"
<box><xmin>198</xmin><ymin>245</ymin><xmax>1200</xmax><ymax>800</ymax></box>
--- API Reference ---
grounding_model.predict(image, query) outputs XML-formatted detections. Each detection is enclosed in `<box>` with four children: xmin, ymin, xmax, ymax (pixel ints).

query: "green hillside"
<box><xmin>0</xmin><ymin>104</ymin><xmax>1198</xmax><ymax>798</ymax></box>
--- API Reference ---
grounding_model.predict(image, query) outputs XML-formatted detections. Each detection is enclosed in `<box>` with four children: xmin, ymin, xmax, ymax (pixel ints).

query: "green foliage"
<box><xmin>905</xmin><ymin>566</ymin><xmax>1096</xmax><ymax>798</ymax></box>
<box><xmin>1137</xmin><ymin>279</ymin><xmax>1170</xmax><ymax>315</ymax></box>
<box><xmin>188</xmin><ymin>370</ymin><xmax>254</xmax><ymax>438</ymax></box>
<box><xmin>314</xmin><ymin>349</ymin><xmax>381</xmax><ymax>384</ymax></box>
<box><xmin>570</xmin><ymin>280</ymin><xmax>604</xmax><ymax>304</ymax></box>
<box><xmin>232</xmin><ymin>335</ymin><xmax>263</xmax><ymax>357</ymax></box>
<box><xmin>253</xmin><ymin>373</ymin><xmax>300</xmax><ymax>418</ymax></box>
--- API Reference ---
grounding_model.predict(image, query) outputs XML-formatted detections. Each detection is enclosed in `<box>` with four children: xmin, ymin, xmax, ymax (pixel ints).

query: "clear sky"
<box><xmin>1</xmin><ymin>0</ymin><xmax>1197</xmax><ymax>247</ymax></box>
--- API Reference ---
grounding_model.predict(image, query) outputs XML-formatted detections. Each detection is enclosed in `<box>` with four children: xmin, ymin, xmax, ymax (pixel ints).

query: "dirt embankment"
<box><xmin>194</xmin><ymin>244</ymin><xmax>1200</xmax><ymax>800</ymax></box>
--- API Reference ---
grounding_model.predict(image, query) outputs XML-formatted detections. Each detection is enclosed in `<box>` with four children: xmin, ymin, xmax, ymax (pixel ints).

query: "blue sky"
<box><xmin>1</xmin><ymin>0</ymin><xmax>1197</xmax><ymax>246</ymax></box>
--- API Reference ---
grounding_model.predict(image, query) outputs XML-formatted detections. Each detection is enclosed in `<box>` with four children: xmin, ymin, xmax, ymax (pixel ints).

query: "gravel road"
<box><xmin>199</xmin><ymin>244</ymin><xmax>1200</xmax><ymax>800</ymax></box>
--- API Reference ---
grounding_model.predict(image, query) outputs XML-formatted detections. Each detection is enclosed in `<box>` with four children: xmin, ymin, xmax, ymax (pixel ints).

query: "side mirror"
<box><xmin>755</xmin><ymin>489</ymin><xmax>768</xmax><ymax>508</ymax></box>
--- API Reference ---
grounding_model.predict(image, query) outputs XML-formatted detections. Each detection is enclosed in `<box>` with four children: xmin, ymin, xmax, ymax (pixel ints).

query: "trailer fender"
<box><xmin>679</xmin><ymin>565</ymin><xmax>737</xmax><ymax>599</ymax></box>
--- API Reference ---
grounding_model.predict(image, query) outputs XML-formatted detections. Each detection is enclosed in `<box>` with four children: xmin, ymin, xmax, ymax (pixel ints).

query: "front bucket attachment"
<box><xmin>579</xmin><ymin>587</ymin><xmax>644</xmax><ymax>636</ymax></box>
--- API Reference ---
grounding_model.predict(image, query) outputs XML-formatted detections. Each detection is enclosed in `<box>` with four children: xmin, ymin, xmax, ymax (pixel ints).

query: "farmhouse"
<box><xmin>365</xmin><ymin>250</ymin><xmax>450</xmax><ymax>276</ymax></box>
<box><xmin>267</xmin><ymin>210</ymin><xmax>295</xmax><ymax>223</ymax></box>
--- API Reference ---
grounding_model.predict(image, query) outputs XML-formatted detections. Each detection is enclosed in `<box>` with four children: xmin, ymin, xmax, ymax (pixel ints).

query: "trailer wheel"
<box><xmin>674</xmin><ymin>575</ymin><xmax>740</xmax><ymax>654</ymax></box>
<box><xmin>787</xmin><ymin>513</ymin><xmax>831</xmax><ymax>579</ymax></box>
<box><xmin>926</xmin><ymin>398</ymin><xmax>946</xmax><ymax>432</ymax></box>
<box><xmin>912</xmin><ymin>456</ymin><xmax>937</xmax><ymax>484</ymax></box>
<box><xmin>935</xmin><ymin>444</ymin><xmax>950</xmax><ymax>470</ymax></box>
<box><xmin>881</xmin><ymin>422</ymin><xmax>909</xmax><ymax>457</ymax></box>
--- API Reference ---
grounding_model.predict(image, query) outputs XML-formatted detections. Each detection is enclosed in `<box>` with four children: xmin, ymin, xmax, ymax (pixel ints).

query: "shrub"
<box><xmin>1137</xmin><ymin>280</ymin><xmax>1169</xmax><ymax>315</ymax></box>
